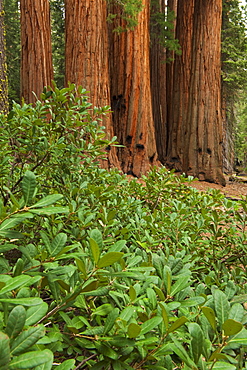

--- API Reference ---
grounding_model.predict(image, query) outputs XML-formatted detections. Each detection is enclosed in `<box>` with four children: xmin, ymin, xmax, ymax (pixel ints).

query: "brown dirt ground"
<box><xmin>186</xmin><ymin>175</ymin><xmax>247</xmax><ymax>201</ymax></box>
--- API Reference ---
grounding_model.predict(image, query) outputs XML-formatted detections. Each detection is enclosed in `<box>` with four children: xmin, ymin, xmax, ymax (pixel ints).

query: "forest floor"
<box><xmin>187</xmin><ymin>175</ymin><xmax>247</xmax><ymax>200</ymax></box>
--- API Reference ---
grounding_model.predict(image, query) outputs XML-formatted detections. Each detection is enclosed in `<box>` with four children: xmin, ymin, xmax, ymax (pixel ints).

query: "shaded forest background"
<box><xmin>3</xmin><ymin>0</ymin><xmax>247</xmax><ymax>185</ymax></box>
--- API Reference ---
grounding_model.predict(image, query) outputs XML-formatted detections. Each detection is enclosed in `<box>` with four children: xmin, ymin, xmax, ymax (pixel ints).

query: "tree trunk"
<box><xmin>167</xmin><ymin>0</ymin><xmax>225</xmax><ymax>185</ymax></box>
<box><xmin>108</xmin><ymin>0</ymin><xmax>158</xmax><ymax>177</ymax></box>
<box><xmin>65</xmin><ymin>0</ymin><xmax>119</xmax><ymax>168</ymax></box>
<box><xmin>20</xmin><ymin>0</ymin><xmax>53</xmax><ymax>104</ymax></box>
<box><xmin>150</xmin><ymin>0</ymin><xmax>167</xmax><ymax>163</ymax></box>
<box><xmin>0</xmin><ymin>0</ymin><xmax>8</xmax><ymax>113</ymax></box>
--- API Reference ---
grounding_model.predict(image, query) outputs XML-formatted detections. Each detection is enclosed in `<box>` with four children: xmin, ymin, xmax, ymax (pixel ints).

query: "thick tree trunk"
<box><xmin>167</xmin><ymin>0</ymin><xmax>225</xmax><ymax>185</ymax></box>
<box><xmin>150</xmin><ymin>0</ymin><xmax>167</xmax><ymax>163</ymax></box>
<box><xmin>20</xmin><ymin>0</ymin><xmax>53</xmax><ymax>104</ymax></box>
<box><xmin>0</xmin><ymin>0</ymin><xmax>8</xmax><ymax>114</ymax></box>
<box><xmin>108</xmin><ymin>0</ymin><xmax>158</xmax><ymax>177</ymax></box>
<box><xmin>65</xmin><ymin>0</ymin><xmax>119</xmax><ymax>168</ymax></box>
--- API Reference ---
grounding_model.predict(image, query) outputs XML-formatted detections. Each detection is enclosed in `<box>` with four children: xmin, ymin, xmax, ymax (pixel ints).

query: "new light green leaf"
<box><xmin>30</xmin><ymin>194</ymin><xmax>63</xmax><ymax>208</ymax></box>
<box><xmin>0</xmin><ymin>297</ymin><xmax>43</xmax><ymax>306</ymax></box>
<box><xmin>97</xmin><ymin>252</ymin><xmax>123</xmax><ymax>268</ymax></box>
<box><xmin>0</xmin><ymin>331</ymin><xmax>10</xmax><ymax>370</ymax></box>
<box><xmin>167</xmin><ymin>316</ymin><xmax>188</xmax><ymax>334</ymax></box>
<box><xmin>10</xmin><ymin>325</ymin><xmax>45</xmax><ymax>355</ymax></box>
<box><xmin>21</xmin><ymin>171</ymin><xmax>36</xmax><ymax>206</ymax></box>
<box><xmin>6</xmin><ymin>306</ymin><xmax>26</xmax><ymax>338</ymax></box>
<box><xmin>25</xmin><ymin>302</ymin><xmax>48</xmax><ymax>326</ymax></box>
<box><xmin>9</xmin><ymin>349</ymin><xmax>53</xmax><ymax>369</ymax></box>
<box><xmin>140</xmin><ymin>316</ymin><xmax>162</xmax><ymax>335</ymax></box>
<box><xmin>202</xmin><ymin>306</ymin><xmax>216</xmax><ymax>331</ymax></box>
<box><xmin>212</xmin><ymin>362</ymin><xmax>236</xmax><ymax>370</ymax></box>
<box><xmin>92</xmin><ymin>303</ymin><xmax>113</xmax><ymax>316</ymax></box>
<box><xmin>55</xmin><ymin>359</ymin><xmax>76</xmax><ymax>370</ymax></box>
<box><xmin>128</xmin><ymin>323</ymin><xmax>141</xmax><ymax>338</ymax></box>
<box><xmin>0</xmin><ymin>275</ymin><xmax>32</xmax><ymax>296</ymax></box>
<box><xmin>29</xmin><ymin>206</ymin><xmax>69</xmax><ymax>215</ymax></box>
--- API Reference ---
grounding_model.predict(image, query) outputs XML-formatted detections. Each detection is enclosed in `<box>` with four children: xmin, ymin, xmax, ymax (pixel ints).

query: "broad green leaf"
<box><xmin>167</xmin><ymin>316</ymin><xmax>188</xmax><ymax>334</ymax></box>
<box><xmin>0</xmin><ymin>275</ymin><xmax>33</xmax><ymax>296</ymax></box>
<box><xmin>170</xmin><ymin>338</ymin><xmax>197</xmax><ymax>368</ymax></box>
<box><xmin>202</xmin><ymin>306</ymin><xmax>216</xmax><ymax>331</ymax></box>
<box><xmin>97</xmin><ymin>252</ymin><xmax>124</xmax><ymax>268</ymax></box>
<box><xmin>0</xmin><ymin>230</ymin><xmax>23</xmax><ymax>239</ymax></box>
<box><xmin>222</xmin><ymin>319</ymin><xmax>243</xmax><ymax>336</ymax></box>
<box><xmin>40</xmin><ymin>231</ymin><xmax>51</xmax><ymax>254</ymax></box>
<box><xmin>55</xmin><ymin>359</ymin><xmax>76</xmax><ymax>370</ymax></box>
<box><xmin>137</xmin><ymin>337</ymin><xmax>159</xmax><ymax>346</ymax></box>
<box><xmin>95</xmin><ymin>342</ymin><xmax>118</xmax><ymax>360</ymax></box>
<box><xmin>0</xmin><ymin>298</ymin><xmax>43</xmax><ymax>306</ymax></box>
<box><xmin>228</xmin><ymin>328</ymin><xmax>247</xmax><ymax>346</ymax></box>
<box><xmin>6</xmin><ymin>306</ymin><xmax>26</xmax><ymax>338</ymax></box>
<box><xmin>109</xmin><ymin>240</ymin><xmax>126</xmax><ymax>252</ymax></box>
<box><xmin>127</xmin><ymin>323</ymin><xmax>141</xmax><ymax>338</ymax></box>
<box><xmin>159</xmin><ymin>302</ymin><xmax>169</xmax><ymax>329</ymax></box>
<box><xmin>92</xmin><ymin>304</ymin><xmax>113</xmax><ymax>316</ymax></box>
<box><xmin>30</xmin><ymin>194</ymin><xmax>63</xmax><ymax>208</ymax></box>
<box><xmin>25</xmin><ymin>302</ymin><xmax>48</xmax><ymax>326</ymax></box>
<box><xmin>81</xmin><ymin>280</ymin><xmax>98</xmax><ymax>293</ymax></box>
<box><xmin>228</xmin><ymin>303</ymin><xmax>244</xmax><ymax>323</ymax></box>
<box><xmin>213</xmin><ymin>290</ymin><xmax>229</xmax><ymax>329</ymax></box>
<box><xmin>140</xmin><ymin>316</ymin><xmax>162</xmax><ymax>335</ymax></box>
<box><xmin>163</xmin><ymin>266</ymin><xmax>172</xmax><ymax>296</ymax></box>
<box><xmin>231</xmin><ymin>294</ymin><xmax>247</xmax><ymax>304</ymax></box>
<box><xmin>0</xmin><ymin>217</ymin><xmax>25</xmax><ymax>231</ymax></box>
<box><xmin>51</xmin><ymin>233</ymin><xmax>67</xmax><ymax>257</ymax></box>
<box><xmin>188</xmin><ymin>323</ymin><xmax>204</xmax><ymax>364</ymax></box>
<box><xmin>146</xmin><ymin>287</ymin><xmax>157</xmax><ymax>309</ymax></box>
<box><xmin>29</xmin><ymin>206</ymin><xmax>69</xmax><ymax>215</ymax></box>
<box><xmin>120</xmin><ymin>306</ymin><xmax>135</xmax><ymax>322</ymax></box>
<box><xmin>212</xmin><ymin>362</ymin><xmax>236</xmax><ymax>370</ymax></box>
<box><xmin>180</xmin><ymin>296</ymin><xmax>205</xmax><ymax>307</ymax></box>
<box><xmin>170</xmin><ymin>275</ymin><xmax>191</xmax><ymax>297</ymax></box>
<box><xmin>9</xmin><ymin>349</ymin><xmax>53</xmax><ymax>369</ymax></box>
<box><xmin>89</xmin><ymin>238</ymin><xmax>100</xmax><ymax>264</ymax></box>
<box><xmin>103</xmin><ymin>308</ymin><xmax>119</xmax><ymax>334</ymax></box>
<box><xmin>10</xmin><ymin>325</ymin><xmax>45</xmax><ymax>355</ymax></box>
<box><xmin>0</xmin><ymin>331</ymin><xmax>10</xmax><ymax>370</ymax></box>
<box><xmin>90</xmin><ymin>229</ymin><xmax>103</xmax><ymax>249</ymax></box>
<box><xmin>21</xmin><ymin>171</ymin><xmax>36</xmax><ymax>206</ymax></box>
<box><xmin>0</xmin><ymin>243</ymin><xmax>19</xmax><ymax>253</ymax></box>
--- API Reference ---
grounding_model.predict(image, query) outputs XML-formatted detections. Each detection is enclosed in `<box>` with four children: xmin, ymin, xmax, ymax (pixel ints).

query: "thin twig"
<box><xmin>74</xmin><ymin>354</ymin><xmax>97</xmax><ymax>370</ymax></box>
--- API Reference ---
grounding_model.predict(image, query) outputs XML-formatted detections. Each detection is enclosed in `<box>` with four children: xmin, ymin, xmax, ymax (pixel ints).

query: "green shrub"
<box><xmin>0</xmin><ymin>84</ymin><xmax>247</xmax><ymax>369</ymax></box>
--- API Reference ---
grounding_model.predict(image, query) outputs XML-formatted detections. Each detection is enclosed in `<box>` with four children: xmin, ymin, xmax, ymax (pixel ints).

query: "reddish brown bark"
<box><xmin>20</xmin><ymin>0</ymin><xmax>53</xmax><ymax>104</ymax></box>
<box><xmin>150</xmin><ymin>0</ymin><xmax>167</xmax><ymax>163</ymax></box>
<box><xmin>167</xmin><ymin>0</ymin><xmax>225</xmax><ymax>185</ymax></box>
<box><xmin>109</xmin><ymin>0</ymin><xmax>158</xmax><ymax>176</ymax></box>
<box><xmin>0</xmin><ymin>0</ymin><xmax>8</xmax><ymax>113</ymax></box>
<box><xmin>65</xmin><ymin>0</ymin><xmax>119</xmax><ymax>168</ymax></box>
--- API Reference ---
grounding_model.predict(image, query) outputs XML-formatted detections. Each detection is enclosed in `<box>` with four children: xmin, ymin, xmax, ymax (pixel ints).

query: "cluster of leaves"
<box><xmin>0</xmin><ymin>84</ymin><xmax>247</xmax><ymax>369</ymax></box>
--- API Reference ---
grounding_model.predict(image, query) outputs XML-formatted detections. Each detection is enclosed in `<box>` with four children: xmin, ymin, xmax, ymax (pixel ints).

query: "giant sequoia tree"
<box><xmin>166</xmin><ymin>0</ymin><xmax>225</xmax><ymax>185</ymax></box>
<box><xmin>20</xmin><ymin>0</ymin><xmax>53</xmax><ymax>103</ymax></box>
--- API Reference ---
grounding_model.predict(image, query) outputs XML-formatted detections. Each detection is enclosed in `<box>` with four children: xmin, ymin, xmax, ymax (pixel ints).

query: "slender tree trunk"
<box><xmin>150</xmin><ymin>0</ymin><xmax>167</xmax><ymax>163</ymax></box>
<box><xmin>65</xmin><ymin>0</ymin><xmax>119</xmax><ymax>168</ymax></box>
<box><xmin>167</xmin><ymin>0</ymin><xmax>225</xmax><ymax>185</ymax></box>
<box><xmin>0</xmin><ymin>0</ymin><xmax>8</xmax><ymax>113</ymax></box>
<box><xmin>20</xmin><ymin>0</ymin><xmax>53</xmax><ymax>104</ymax></box>
<box><xmin>109</xmin><ymin>0</ymin><xmax>158</xmax><ymax>177</ymax></box>
<box><xmin>166</xmin><ymin>0</ymin><xmax>194</xmax><ymax>170</ymax></box>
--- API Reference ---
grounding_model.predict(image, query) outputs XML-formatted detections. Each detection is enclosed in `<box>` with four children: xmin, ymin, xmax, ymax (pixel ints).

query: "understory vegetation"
<box><xmin>0</xmin><ymin>85</ymin><xmax>247</xmax><ymax>370</ymax></box>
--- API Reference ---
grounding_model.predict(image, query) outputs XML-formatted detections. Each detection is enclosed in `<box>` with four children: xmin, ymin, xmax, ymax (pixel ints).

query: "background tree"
<box><xmin>4</xmin><ymin>0</ymin><xmax>20</xmax><ymax>107</ymax></box>
<box><xmin>166</xmin><ymin>0</ymin><xmax>225</xmax><ymax>185</ymax></box>
<box><xmin>20</xmin><ymin>0</ymin><xmax>53</xmax><ymax>103</ymax></box>
<box><xmin>0</xmin><ymin>0</ymin><xmax>8</xmax><ymax>113</ymax></box>
<box><xmin>108</xmin><ymin>0</ymin><xmax>158</xmax><ymax>176</ymax></box>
